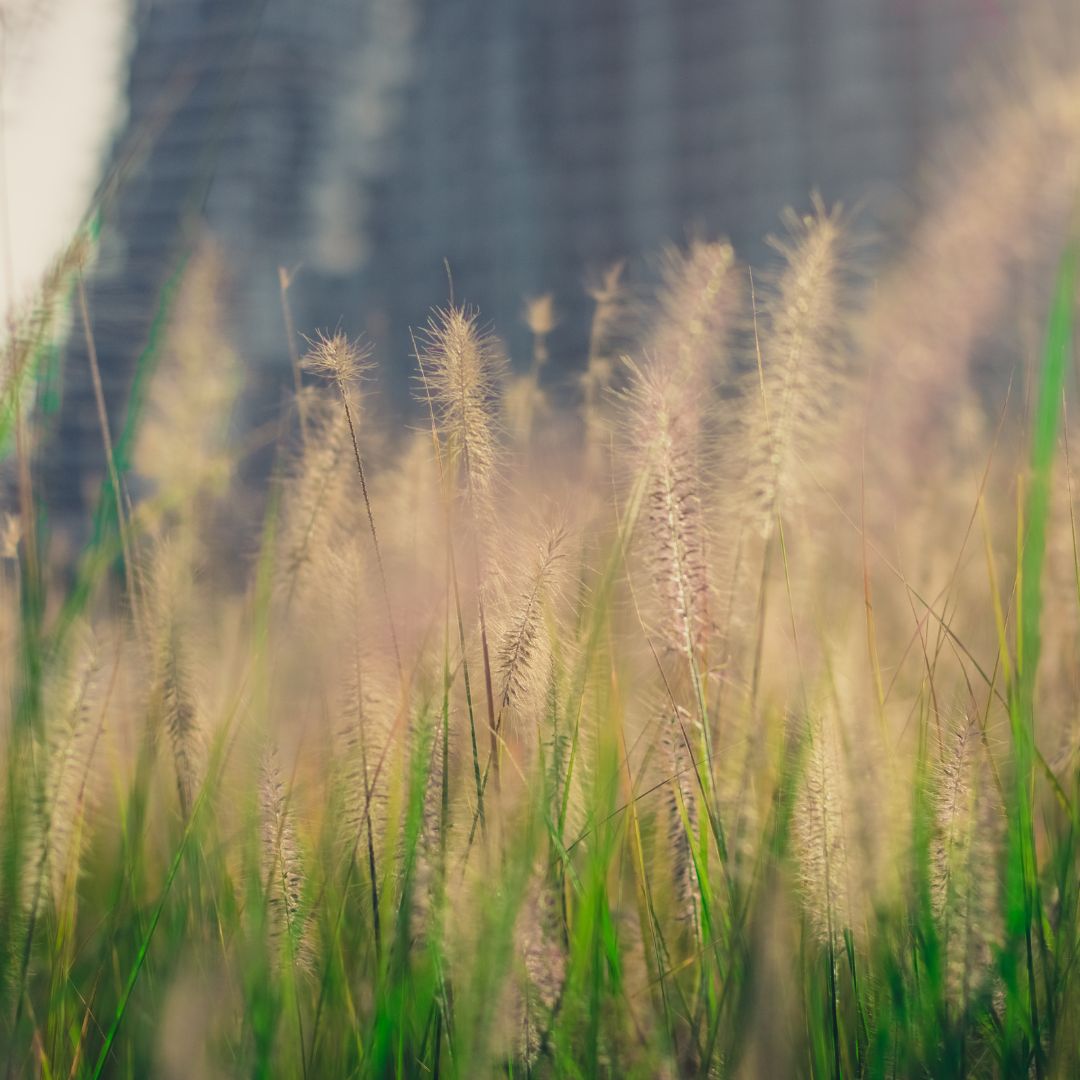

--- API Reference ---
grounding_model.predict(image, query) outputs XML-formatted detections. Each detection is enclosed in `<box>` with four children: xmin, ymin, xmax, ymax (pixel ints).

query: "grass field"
<box><xmin>3</xmin><ymin>60</ymin><xmax>1080</xmax><ymax>1080</ymax></box>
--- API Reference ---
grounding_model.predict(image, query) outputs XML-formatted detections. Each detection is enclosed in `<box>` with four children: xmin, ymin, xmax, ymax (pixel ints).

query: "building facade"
<box><xmin>45</xmin><ymin>0</ymin><xmax>992</xmax><ymax>513</ymax></box>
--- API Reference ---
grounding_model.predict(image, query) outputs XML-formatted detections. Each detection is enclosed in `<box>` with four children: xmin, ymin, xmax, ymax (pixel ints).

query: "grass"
<box><xmin>2</xmin><ymin>97</ymin><xmax>1080</xmax><ymax>1080</ymax></box>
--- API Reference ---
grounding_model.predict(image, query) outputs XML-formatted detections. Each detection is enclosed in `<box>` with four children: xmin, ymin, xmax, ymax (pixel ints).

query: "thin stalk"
<box><xmin>460</xmin><ymin>434</ymin><xmax>500</xmax><ymax>793</ymax></box>
<box><xmin>77</xmin><ymin>276</ymin><xmax>142</xmax><ymax>634</ymax></box>
<box><xmin>353</xmin><ymin>654</ymin><xmax>382</xmax><ymax>961</ymax></box>
<box><xmin>338</xmin><ymin>390</ymin><xmax>404</xmax><ymax>686</ymax></box>
<box><xmin>413</xmin><ymin>330</ymin><xmax>485</xmax><ymax>823</ymax></box>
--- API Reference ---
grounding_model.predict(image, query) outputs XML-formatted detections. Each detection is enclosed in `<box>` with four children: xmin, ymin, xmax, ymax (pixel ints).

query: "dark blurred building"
<box><xmin>47</xmin><ymin>0</ymin><xmax>991</xmax><ymax>512</ymax></box>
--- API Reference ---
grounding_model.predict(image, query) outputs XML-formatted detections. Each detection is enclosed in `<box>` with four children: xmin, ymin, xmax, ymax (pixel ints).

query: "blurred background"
<box><xmin>0</xmin><ymin>0</ymin><xmax>1053</xmax><ymax>518</ymax></box>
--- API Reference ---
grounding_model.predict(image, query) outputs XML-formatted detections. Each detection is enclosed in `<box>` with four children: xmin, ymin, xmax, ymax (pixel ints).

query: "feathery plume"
<box><xmin>495</xmin><ymin>524</ymin><xmax>567</xmax><ymax>728</ymax></box>
<box><xmin>147</xmin><ymin>545</ymin><xmax>206</xmax><ymax>818</ymax></box>
<box><xmin>276</xmin><ymin>391</ymin><xmax>351</xmax><ymax>605</ymax></box>
<box><xmin>625</xmin><ymin>355</ymin><xmax>712</xmax><ymax>662</ymax></box>
<box><xmin>416</xmin><ymin>304</ymin><xmax>505</xmax><ymax>516</ymax></box>
<box><xmin>259</xmin><ymin>747</ymin><xmax>313</xmax><ymax>973</ymax></box>
<box><xmin>653</xmin><ymin>239</ymin><xmax>738</xmax><ymax>377</ymax></box>
<box><xmin>0</xmin><ymin>231</ymin><xmax>89</xmax><ymax>401</ymax></box>
<box><xmin>134</xmin><ymin>237</ymin><xmax>240</xmax><ymax>528</ymax></box>
<box><xmin>26</xmin><ymin>636</ymin><xmax>101</xmax><ymax>914</ymax></box>
<box><xmin>416</xmin><ymin>304</ymin><xmax>505</xmax><ymax>783</ymax></box>
<box><xmin>337</xmin><ymin>660</ymin><xmax>396</xmax><ymax>892</ymax></box>
<box><xmin>745</xmin><ymin>196</ymin><xmax>848</xmax><ymax>538</ymax></box>
<box><xmin>861</xmin><ymin>65</ymin><xmax>1080</xmax><ymax>505</ymax></box>
<box><xmin>406</xmin><ymin>711</ymin><xmax>448</xmax><ymax>946</ymax></box>
<box><xmin>931</xmin><ymin>718</ymin><xmax>1003</xmax><ymax>1014</ymax></box>
<box><xmin>514</xmin><ymin>877</ymin><xmax>567</xmax><ymax>1067</ymax></box>
<box><xmin>160</xmin><ymin>626</ymin><xmax>203</xmax><ymax>819</ymax></box>
<box><xmin>663</xmin><ymin>707</ymin><xmax>702</xmax><ymax>935</ymax></box>
<box><xmin>793</xmin><ymin>708</ymin><xmax>856</xmax><ymax>949</ymax></box>
<box><xmin>301</xmin><ymin>329</ymin><xmax>372</xmax><ymax>395</ymax></box>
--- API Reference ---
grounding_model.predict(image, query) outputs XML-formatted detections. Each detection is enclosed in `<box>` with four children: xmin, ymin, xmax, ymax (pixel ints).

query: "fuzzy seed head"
<box><xmin>746</xmin><ymin>196</ymin><xmax>848</xmax><ymax>537</ymax></box>
<box><xmin>514</xmin><ymin>878</ymin><xmax>567</xmax><ymax>1066</ymax></box>
<box><xmin>259</xmin><ymin>747</ymin><xmax>313</xmax><ymax>973</ymax></box>
<box><xmin>277</xmin><ymin>393</ymin><xmax>352</xmax><ymax>604</ymax></box>
<box><xmin>653</xmin><ymin>238</ymin><xmax>738</xmax><ymax>376</ymax></box>
<box><xmin>625</xmin><ymin>357</ymin><xmax>712</xmax><ymax>660</ymax></box>
<box><xmin>793</xmin><ymin>708</ymin><xmax>855</xmax><ymax>949</ymax></box>
<box><xmin>495</xmin><ymin>525</ymin><xmax>566</xmax><ymax>726</ymax></box>
<box><xmin>25</xmin><ymin>636</ymin><xmax>100</xmax><ymax>914</ymax></box>
<box><xmin>417</xmin><ymin>305</ymin><xmax>504</xmax><ymax>510</ymax></box>
<box><xmin>147</xmin><ymin>545</ymin><xmax>207</xmax><ymax>818</ymax></box>
<box><xmin>931</xmin><ymin>718</ymin><xmax>1003</xmax><ymax>1012</ymax></box>
<box><xmin>337</xmin><ymin>664</ymin><xmax>395</xmax><ymax>877</ymax></box>
<box><xmin>663</xmin><ymin>707</ymin><xmax>703</xmax><ymax>934</ymax></box>
<box><xmin>302</xmin><ymin>329</ymin><xmax>372</xmax><ymax>392</ymax></box>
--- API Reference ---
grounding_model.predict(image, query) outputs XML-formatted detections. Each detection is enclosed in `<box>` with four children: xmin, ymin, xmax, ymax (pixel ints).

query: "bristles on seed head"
<box><xmin>931</xmin><ymin>716</ymin><xmax>1004</xmax><ymax>1010</ymax></box>
<box><xmin>25</xmin><ymin>632</ymin><xmax>101</xmax><ymax>915</ymax></box>
<box><xmin>662</xmin><ymin>707</ymin><xmax>702</xmax><ymax>935</ymax></box>
<box><xmin>259</xmin><ymin>746</ymin><xmax>313</xmax><ymax>973</ymax></box>
<box><xmin>792</xmin><ymin>708</ymin><xmax>856</xmax><ymax>949</ymax></box>
<box><xmin>623</xmin><ymin>355</ymin><xmax>712</xmax><ymax>660</ymax></box>
<box><xmin>276</xmin><ymin>392</ymin><xmax>351</xmax><ymax>605</ymax></box>
<box><xmin>513</xmin><ymin>876</ymin><xmax>567</xmax><ymax>1066</ymax></box>
<box><xmin>336</xmin><ymin>662</ymin><xmax>395</xmax><ymax>873</ymax></box>
<box><xmin>495</xmin><ymin>524</ymin><xmax>567</xmax><ymax>726</ymax></box>
<box><xmin>405</xmin><ymin>710</ymin><xmax>448</xmax><ymax>946</ymax></box>
<box><xmin>302</xmin><ymin>329</ymin><xmax>371</xmax><ymax>391</ymax></box>
<box><xmin>745</xmin><ymin>195</ymin><xmax>848</xmax><ymax>537</ymax></box>
<box><xmin>653</xmin><ymin>238</ymin><xmax>738</xmax><ymax>378</ymax></box>
<box><xmin>416</xmin><ymin>305</ymin><xmax>504</xmax><ymax>510</ymax></box>
<box><xmin>146</xmin><ymin>543</ymin><xmax>206</xmax><ymax>818</ymax></box>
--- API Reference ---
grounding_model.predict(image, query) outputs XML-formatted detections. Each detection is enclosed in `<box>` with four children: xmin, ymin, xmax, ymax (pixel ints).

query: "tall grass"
<box><xmin>3</xmin><ymin>73</ymin><xmax>1080</xmax><ymax>1080</ymax></box>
